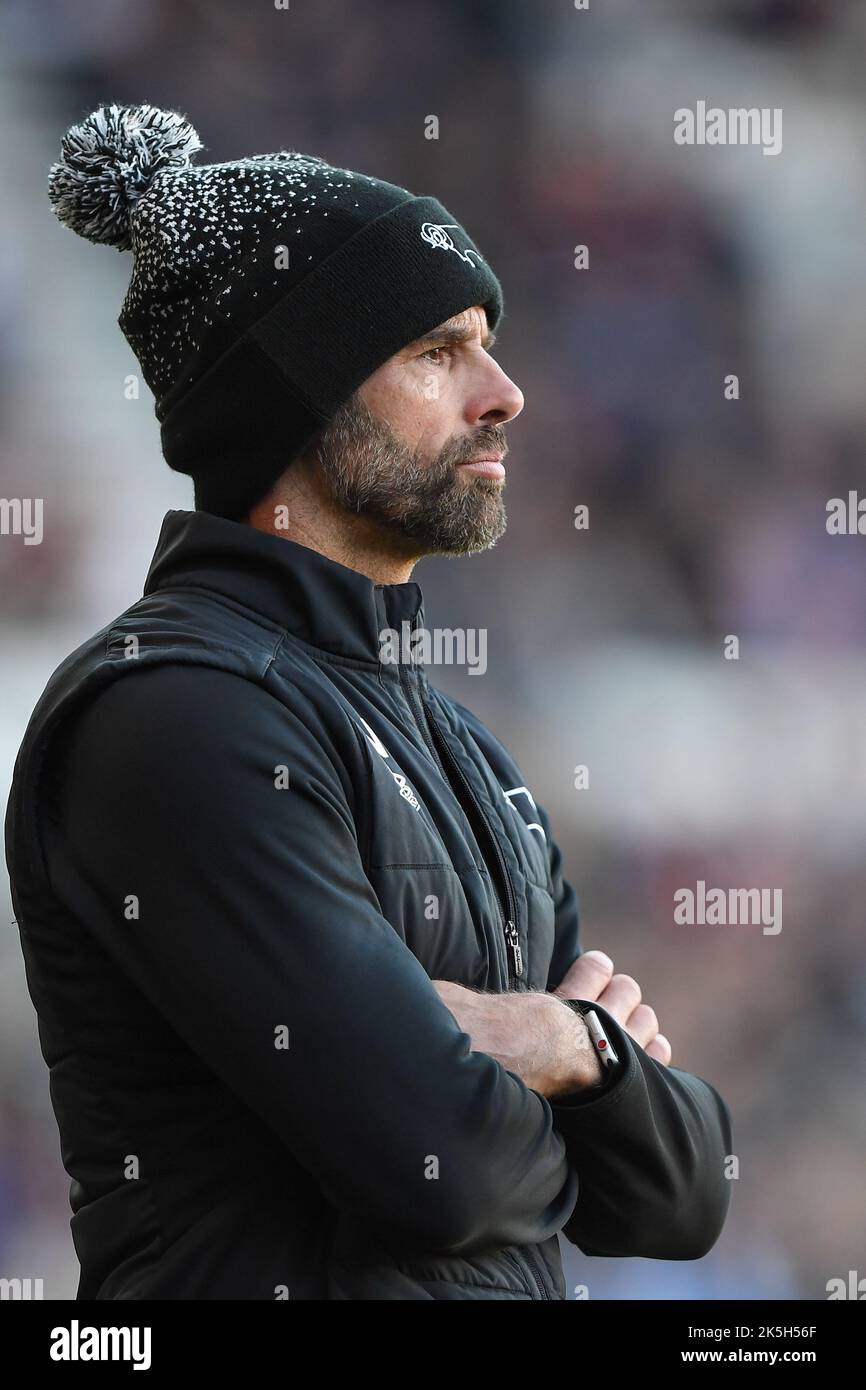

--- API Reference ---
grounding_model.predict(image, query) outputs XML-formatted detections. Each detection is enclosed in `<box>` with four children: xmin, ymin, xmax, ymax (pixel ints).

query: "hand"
<box><xmin>552</xmin><ymin>950</ymin><xmax>672</xmax><ymax>1066</ymax></box>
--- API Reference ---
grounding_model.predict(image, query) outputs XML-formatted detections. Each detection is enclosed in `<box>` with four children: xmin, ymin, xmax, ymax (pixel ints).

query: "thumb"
<box><xmin>552</xmin><ymin>949</ymin><xmax>614</xmax><ymax>1002</ymax></box>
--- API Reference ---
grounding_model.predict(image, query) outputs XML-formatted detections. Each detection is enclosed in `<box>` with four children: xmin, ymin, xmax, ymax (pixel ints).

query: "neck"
<box><xmin>245</xmin><ymin>457</ymin><xmax>420</xmax><ymax>584</ymax></box>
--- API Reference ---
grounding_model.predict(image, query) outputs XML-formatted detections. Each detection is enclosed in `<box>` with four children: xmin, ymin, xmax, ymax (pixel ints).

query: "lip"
<box><xmin>458</xmin><ymin>456</ymin><xmax>506</xmax><ymax>478</ymax></box>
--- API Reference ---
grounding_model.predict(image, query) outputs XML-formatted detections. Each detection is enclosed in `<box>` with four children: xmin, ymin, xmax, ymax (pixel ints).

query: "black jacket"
<box><xmin>5</xmin><ymin>508</ymin><xmax>733</xmax><ymax>1300</ymax></box>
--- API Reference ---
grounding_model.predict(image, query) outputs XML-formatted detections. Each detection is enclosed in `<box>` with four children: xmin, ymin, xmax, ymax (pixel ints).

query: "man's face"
<box><xmin>313</xmin><ymin>306</ymin><xmax>524</xmax><ymax>556</ymax></box>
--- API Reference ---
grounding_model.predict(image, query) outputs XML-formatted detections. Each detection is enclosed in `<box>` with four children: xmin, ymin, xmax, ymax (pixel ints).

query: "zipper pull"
<box><xmin>506</xmin><ymin>920</ymin><xmax>524</xmax><ymax>978</ymax></box>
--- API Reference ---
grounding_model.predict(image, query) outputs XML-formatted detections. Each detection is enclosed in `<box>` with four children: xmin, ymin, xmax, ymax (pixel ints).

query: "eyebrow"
<box><xmin>409</xmin><ymin>323</ymin><xmax>497</xmax><ymax>352</ymax></box>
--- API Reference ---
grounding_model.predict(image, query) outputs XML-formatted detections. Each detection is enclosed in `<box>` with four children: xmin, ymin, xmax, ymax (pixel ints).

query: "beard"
<box><xmin>312</xmin><ymin>391</ymin><xmax>508</xmax><ymax>556</ymax></box>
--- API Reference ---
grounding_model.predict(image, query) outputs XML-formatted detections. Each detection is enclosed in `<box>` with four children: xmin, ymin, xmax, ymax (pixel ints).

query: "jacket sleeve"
<box><xmin>539</xmin><ymin>799</ymin><xmax>734</xmax><ymax>1260</ymax></box>
<box><xmin>45</xmin><ymin>663</ymin><xmax>579</xmax><ymax>1258</ymax></box>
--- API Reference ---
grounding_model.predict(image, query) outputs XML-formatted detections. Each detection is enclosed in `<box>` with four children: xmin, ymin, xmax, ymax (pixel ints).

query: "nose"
<box><xmin>475</xmin><ymin>359</ymin><xmax>525</xmax><ymax>429</ymax></box>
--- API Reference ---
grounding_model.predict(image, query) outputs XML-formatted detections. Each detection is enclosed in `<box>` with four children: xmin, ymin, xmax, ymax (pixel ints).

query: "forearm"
<box><xmin>432</xmin><ymin>981</ymin><xmax>605</xmax><ymax>1098</ymax></box>
<box><xmin>551</xmin><ymin>999</ymin><xmax>734</xmax><ymax>1259</ymax></box>
<box><xmin>435</xmin><ymin>981</ymin><xmax>732</xmax><ymax>1260</ymax></box>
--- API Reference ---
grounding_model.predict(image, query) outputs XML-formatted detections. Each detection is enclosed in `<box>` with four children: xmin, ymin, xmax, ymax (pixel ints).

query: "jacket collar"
<box><xmin>143</xmin><ymin>509</ymin><xmax>426</xmax><ymax>667</ymax></box>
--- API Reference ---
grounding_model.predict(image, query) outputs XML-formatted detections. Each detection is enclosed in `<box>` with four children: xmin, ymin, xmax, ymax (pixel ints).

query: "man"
<box><xmin>5</xmin><ymin>104</ymin><xmax>732</xmax><ymax>1300</ymax></box>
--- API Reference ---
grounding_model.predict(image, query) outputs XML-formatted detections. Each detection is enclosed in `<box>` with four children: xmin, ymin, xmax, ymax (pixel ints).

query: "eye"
<box><xmin>421</xmin><ymin>345</ymin><xmax>450</xmax><ymax>365</ymax></box>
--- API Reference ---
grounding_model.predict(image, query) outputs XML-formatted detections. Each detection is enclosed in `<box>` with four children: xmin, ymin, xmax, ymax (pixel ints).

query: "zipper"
<box><xmin>397</xmin><ymin>662</ymin><xmax>450</xmax><ymax>783</ymax></box>
<box><xmin>522</xmin><ymin>1247</ymin><xmax>552</xmax><ymax>1301</ymax></box>
<box><xmin>503</xmin><ymin>1247</ymin><xmax>551</xmax><ymax>1301</ymax></box>
<box><xmin>407</xmin><ymin>677</ymin><xmax>524</xmax><ymax>988</ymax></box>
<box><xmin>395</xmin><ymin>666</ymin><xmax>543</xmax><ymax>1292</ymax></box>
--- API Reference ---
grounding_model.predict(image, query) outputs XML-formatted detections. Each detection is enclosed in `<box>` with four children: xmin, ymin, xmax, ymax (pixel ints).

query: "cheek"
<box><xmin>398</xmin><ymin>383</ymin><xmax>453</xmax><ymax>453</ymax></box>
<box><xmin>412</xmin><ymin>412</ymin><xmax>451</xmax><ymax>456</ymax></box>
<box><xmin>361</xmin><ymin>368</ymin><xmax>456</xmax><ymax>454</ymax></box>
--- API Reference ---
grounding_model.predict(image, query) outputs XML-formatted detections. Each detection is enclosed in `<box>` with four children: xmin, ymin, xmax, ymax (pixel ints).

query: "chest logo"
<box><xmin>502</xmin><ymin>785</ymin><xmax>546</xmax><ymax>841</ymax></box>
<box><xmin>358</xmin><ymin>717</ymin><xmax>421</xmax><ymax>813</ymax></box>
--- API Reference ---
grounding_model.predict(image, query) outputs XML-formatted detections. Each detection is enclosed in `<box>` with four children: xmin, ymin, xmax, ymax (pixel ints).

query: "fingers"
<box><xmin>597</xmin><ymin>977</ymin><xmax>668</xmax><ymax>1057</ymax></box>
<box><xmin>553</xmin><ymin>954</ymin><xmax>674</xmax><ymax>1066</ymax></box>
<box><xmin>551</xmin><ymin>948</ymin><xmax>614</xmax><ymax>1002</ymax></box>
<box><xmin>644</xmin><ymin>1033</ymin><xmax>672</xmax><ymax>1066</ymax></box>
<box><xmin>596</xmin><ymin>973</ymin><xmax>642</xmax><ymax>1028</ymax></box>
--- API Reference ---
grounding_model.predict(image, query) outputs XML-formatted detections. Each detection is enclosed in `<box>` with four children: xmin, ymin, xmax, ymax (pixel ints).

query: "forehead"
<box><xmin>405</xmin><ymin>305</ymin><xmax>494</xmax><ymax>349</ymax></box>
<box><xmin>438</xmin><ymin>305</ymin><xmax>488</xmax><ymax>332</ymax></box>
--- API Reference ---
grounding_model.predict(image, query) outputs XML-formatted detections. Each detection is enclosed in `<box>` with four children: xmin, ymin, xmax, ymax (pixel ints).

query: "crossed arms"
<box><xmin>50</xmin><ymin>663</ymin><xmax>733</xmax><ymax>1262</ymax></box>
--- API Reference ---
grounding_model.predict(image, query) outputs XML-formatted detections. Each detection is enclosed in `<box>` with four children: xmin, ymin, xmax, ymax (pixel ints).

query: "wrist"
<box><xmin>549</xmin><ymin>998</ymin><xmax>606</xmax><ymax>1099</ymax></box>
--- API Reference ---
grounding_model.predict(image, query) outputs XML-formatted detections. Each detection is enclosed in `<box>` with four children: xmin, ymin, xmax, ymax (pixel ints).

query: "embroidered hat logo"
<box><xmin>420</xmin><ymin>222</ymin><xmax>483</xmax><ymax>266</ymax></box>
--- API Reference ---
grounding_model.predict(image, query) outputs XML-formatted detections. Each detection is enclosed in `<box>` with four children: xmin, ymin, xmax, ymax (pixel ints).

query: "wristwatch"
<box><xmin>560</xmin><ymin>999</ymin><xmax>621</xmax><ymax>1088</ymax></box>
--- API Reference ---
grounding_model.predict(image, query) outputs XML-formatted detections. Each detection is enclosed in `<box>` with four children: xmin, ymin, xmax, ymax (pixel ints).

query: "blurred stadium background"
<box><xmin>2</xmin><ymin>0</ymin><xmax>865</xmax><ymax>1300</ymax></box>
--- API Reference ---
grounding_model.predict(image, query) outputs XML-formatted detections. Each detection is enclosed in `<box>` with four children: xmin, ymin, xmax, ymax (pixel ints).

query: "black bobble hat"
<box><xmin>47</xmin><ymin>102</ymin><xmax>505</xmax><ymax>520</ymax></box>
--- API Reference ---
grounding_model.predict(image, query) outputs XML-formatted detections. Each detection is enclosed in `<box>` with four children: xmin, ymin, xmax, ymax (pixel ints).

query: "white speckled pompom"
<box><xmin>47</xmin><ymin>102</ymin><xmax>204</xmax><ymax>251</ymax></box>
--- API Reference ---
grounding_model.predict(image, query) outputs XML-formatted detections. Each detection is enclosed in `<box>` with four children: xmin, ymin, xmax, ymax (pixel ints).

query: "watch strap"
<box><xmin>561</xmin><ymin>999</ymin><xmax>621</xmax><ymax>1079</ymax></box>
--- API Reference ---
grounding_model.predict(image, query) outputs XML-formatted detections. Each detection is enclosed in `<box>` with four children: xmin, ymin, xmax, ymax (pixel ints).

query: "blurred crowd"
<box><xmin>1</xmin><ymin>0</ymin><xmax>865</xmax><ymax>1299</ymax></box>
